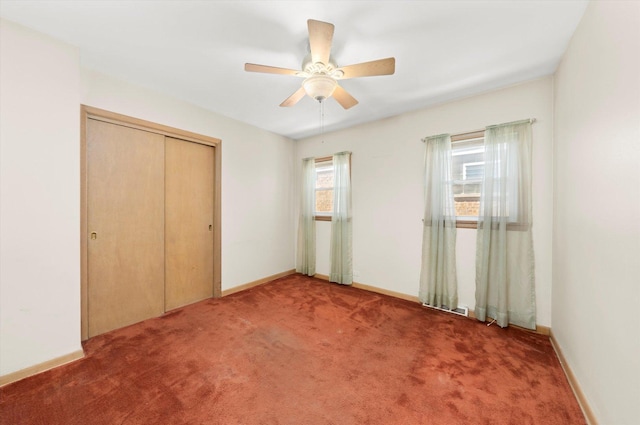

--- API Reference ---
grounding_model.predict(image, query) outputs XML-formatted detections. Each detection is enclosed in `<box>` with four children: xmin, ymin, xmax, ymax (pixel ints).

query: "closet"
<box><xmin>81</xmin><ymin>107</ymin><xmax>221</xmax><ymax>339</ymax></box>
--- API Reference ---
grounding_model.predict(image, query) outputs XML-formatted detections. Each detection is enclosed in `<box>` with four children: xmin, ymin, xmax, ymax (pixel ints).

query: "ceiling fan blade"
<box><xmin>308</xmin><ymin>19</ymin><xmax>334</xmax><ymax>65</ymax></box>
<box><xmin>338</xmin><ymin>58</ymin><xmax>396</xmax><ymax>79</ymax></box>
<box><xmin>332</xmin><ymin>84</ymin><xmax>358</xmax><ymax>109</ymax></box>
<box><xmin>280</xmin><ymin>86</ymin><xmax>307</xmax><ymax>107</ymax></box>
<box><xmin>245</xmin><ymin>63</ymin><xmax>302</xmax><ymax>76</ymax></box>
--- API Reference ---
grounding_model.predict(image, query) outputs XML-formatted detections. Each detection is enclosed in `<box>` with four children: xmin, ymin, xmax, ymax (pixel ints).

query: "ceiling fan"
<box><xmin>245</xmin><ymin>19</ymin><xmax>395</xmax><ymax>109</ymax></box>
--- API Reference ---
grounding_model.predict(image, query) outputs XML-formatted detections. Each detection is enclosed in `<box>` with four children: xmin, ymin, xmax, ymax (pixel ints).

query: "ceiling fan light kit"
<box><xmin>303</xmin><ymin>75</ymin><xmax>337</xmax><ymax>102</ymax></box>
<box><xmin>245</xmin><ymin>19</ymin><xmax>395</xmax><ymax>109</ymax></box>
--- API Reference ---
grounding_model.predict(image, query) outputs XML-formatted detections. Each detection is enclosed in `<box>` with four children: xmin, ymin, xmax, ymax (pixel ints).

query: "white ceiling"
<box><xmin>0</xmin><ymin>0</ymin><xmax>588</xmax><ymax>140</ymax></box>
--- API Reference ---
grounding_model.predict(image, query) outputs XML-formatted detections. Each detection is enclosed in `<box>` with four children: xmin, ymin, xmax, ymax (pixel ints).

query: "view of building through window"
<box><xmin>452</xmin><ymin>136</ymin><xmax>484</xmax><ymax>219</ymax></box>
<box><xmin>315</xmin><ymin>161</ymin><xmax>333</xmax><ymax>215</ymax></box>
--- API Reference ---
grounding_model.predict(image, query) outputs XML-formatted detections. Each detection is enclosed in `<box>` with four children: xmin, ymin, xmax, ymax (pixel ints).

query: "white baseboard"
<box><xmin>221</xmin><ymin>269</ymin><xmax>296</xmax><ymax>297</ymax></box>
<box><xmin>549</xmin><ymin>331</ymin><xmax>597</xmax><ymax>425</ymax></box>
<box><xmin>0</xmin><ymin>349</ymin><xmax>85</xmax><ymax>387</ymax></box>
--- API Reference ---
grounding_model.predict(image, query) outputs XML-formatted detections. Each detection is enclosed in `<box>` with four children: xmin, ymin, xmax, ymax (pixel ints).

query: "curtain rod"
<box><xmin>422</xmin><ymin>118</ymin><xmax>536</xmax><ymax>142</ymax></box>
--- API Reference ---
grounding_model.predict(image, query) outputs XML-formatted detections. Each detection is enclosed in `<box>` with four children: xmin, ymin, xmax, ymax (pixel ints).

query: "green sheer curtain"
<box><xmin>475</xmin><ymin>120</ymin><xmax>536</xmax><ymax>330</ymax></box>
<box><xmin>419</xmin><ymin>134</ymin><xmax>458</xmax><ymax>310</ymax></box>
<box><xmin>296</xmin><ymin>157</ymin><xmax>316</xmax><ymax>276</ymax></box>
<box><xmin>329</xmin><ymin>152</ymin><xmax>352</xmax><ymax>285</ymax></box>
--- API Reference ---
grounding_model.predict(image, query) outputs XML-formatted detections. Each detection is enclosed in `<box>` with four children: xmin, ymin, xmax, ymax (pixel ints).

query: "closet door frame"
<box><xmin>80</xmin><ymin>105</ymin><xmax>222</xmax><ymax>341</ymax></box>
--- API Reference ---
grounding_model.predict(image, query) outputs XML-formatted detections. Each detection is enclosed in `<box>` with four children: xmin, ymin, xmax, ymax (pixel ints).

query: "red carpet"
<box><xmin>0</xmin><ymin>274</ymin><xmax>585</xmax><ymax>424</ymax></box>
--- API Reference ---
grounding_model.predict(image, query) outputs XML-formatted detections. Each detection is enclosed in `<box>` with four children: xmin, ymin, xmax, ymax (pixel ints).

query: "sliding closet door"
<box><xmin>164</xmin><ymin>137</ymin><xmax>214</xmax><ymax>311</ymax></box>
<box><xmin>87</xmin><ymin>119</ymin><xmax>165</xmax><ymax>337</ymax></box>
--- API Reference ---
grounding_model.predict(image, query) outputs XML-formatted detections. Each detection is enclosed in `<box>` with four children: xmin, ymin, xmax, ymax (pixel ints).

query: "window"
<box><xmin>314</xmin><ymin>157</ymin><xmax>333</xmax><ymax>221</ymax></box>
<box><xmin>451</xmin><ymin>132</ymin><xmax>484</xmax><ymax>226</ymax></box>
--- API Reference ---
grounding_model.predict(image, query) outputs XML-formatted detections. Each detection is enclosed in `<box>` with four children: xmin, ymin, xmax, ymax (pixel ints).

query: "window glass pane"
<box><xmin>463</xmin><ymin>162</ymin><xmax>484</xmax><ymax>180</ymax></box>
<box><xmin>316</xmin><ymin>166</ymin><xmax>333</xmax><ymax>189</ymax></box>
<box><xmin>314</xmin><ymin>160</ymin><xmax>334</xmax><ymax>215</ymax></box>
<box><xmin>452</xmin><ymin>137</ymin><xmax>484</xmax><ymax>219</ymax></box>
<box><xmin>455</xmin><ymin>200</ymin><xmax>480</xmax><ymax>217</ymax></box>
<box><xmin>316</xmin><ymin>189</ymin><xmax>333</xmax><ymax>213</ymax></box>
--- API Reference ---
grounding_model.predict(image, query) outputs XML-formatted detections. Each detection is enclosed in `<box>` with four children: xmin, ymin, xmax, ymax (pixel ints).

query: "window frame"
<box><xmin>312</xmin><ymin>155</ymin><xmax>352</xmax><ymax>221</ymax></box>
<box><xmin>451</xmin><ymin>131</ymin><xmax>485</xmax><ymax>229</ymax></box>
<box><xmin>450</xmin><ymin>129</ymin><xmax>530</xmax><ymax>231</ymax></box>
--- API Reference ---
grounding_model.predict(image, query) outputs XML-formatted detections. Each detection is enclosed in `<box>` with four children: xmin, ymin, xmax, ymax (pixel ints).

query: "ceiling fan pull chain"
<box><xmin>319</xmin><ymin>100</ymin><xmax>325</xmax><ymax>142</ymax></box>
<box><xmin>322</xmin><ymin>101</ymin><xmax>325</xmax><ymax>136</ymax></box>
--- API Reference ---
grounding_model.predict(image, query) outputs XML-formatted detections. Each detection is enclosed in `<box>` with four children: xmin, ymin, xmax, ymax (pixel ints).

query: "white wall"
<box><xmin>296</xmin><ymin>77</ymin><xmax>554</xmax><ymax>326</ymax></box>
<box><xmin>0</xmin><ymin>18</ymin><xmax>295</xmax><ymax>378</ymax></box>
<box><xmin>0</xmin><ymin>19</ymin><xmax>82</xmax><ymax>376</ymax></box>
<box><xmin>81</xmin><ymin>69</ymin><xmax>296</xmax><ymax>291</ymax></box>
<box><xmin>553</xmin><ymin>1</ymin><xmax>640</xmax><ymax>424</ymax></box>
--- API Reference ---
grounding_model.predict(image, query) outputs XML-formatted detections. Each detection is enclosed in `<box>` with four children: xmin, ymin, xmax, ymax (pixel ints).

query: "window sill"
<box><xmin>456</xmin><ymin>220</ymin><xmax>477</xmax><ymax>229</ymax></box>
<box><xmin>457</xmin><ymin>220</ymin><xmax>530</xmax><ymax>231</ymax></box>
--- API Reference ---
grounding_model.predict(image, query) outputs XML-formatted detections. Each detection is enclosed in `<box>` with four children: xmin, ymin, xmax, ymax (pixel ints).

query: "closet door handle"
<box><xmin>209</xmin><ymin>225</ymin><xmax>212</xmax><ymax>231</ymax></box>
<box><xmin>90</xmin><ymin>232</ymin><xmax>98</xmax><ymax>240</ymax></box>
